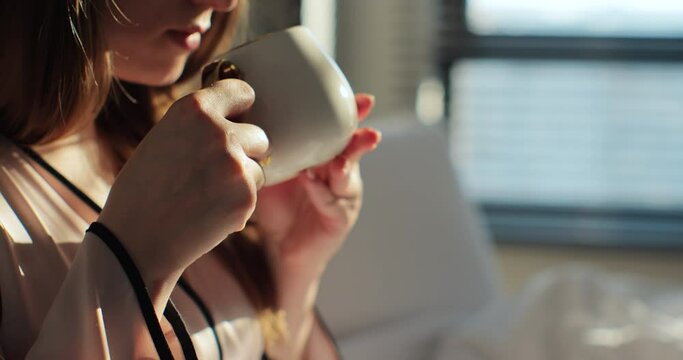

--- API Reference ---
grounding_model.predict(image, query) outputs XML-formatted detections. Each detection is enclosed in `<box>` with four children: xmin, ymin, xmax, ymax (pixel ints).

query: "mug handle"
<box><xmin>201</xmin><ymin>59</ymin><xmax>244</xmax><ymax>88</ymax></box>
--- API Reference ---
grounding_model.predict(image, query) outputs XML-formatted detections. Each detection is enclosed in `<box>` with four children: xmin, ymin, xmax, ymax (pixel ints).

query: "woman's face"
<box><xmin>103</xmin><ymin>0</ymin><xmax>238</xmax><ymax>86</ymax></box>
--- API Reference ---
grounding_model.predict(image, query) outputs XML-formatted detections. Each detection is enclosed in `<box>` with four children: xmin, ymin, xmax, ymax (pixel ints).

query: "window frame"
<box><xmin>440</xmin><ymin>0</ymin><xmax>683</xmax><ymax>247</ymax></box>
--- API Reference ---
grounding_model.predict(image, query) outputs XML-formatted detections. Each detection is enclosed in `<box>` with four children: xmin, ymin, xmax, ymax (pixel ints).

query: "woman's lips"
<box><xmin>167</xmin><ymin>30</ymin><xmax>202</xmax><ymax>52</ymax></box>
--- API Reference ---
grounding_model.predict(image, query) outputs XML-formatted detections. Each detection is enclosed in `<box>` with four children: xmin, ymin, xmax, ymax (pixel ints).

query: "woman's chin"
<box><xmin>114</xmin><ymin>63</ymin><xmax>187</xmax><ymax>87</ymax></box>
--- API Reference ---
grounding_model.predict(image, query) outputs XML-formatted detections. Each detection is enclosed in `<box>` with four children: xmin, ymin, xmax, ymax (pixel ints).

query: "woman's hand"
<box><xmin>253</xmin><ymin>94</ymin><xmax>380</xmax><ymax>359</ymax></box>
<box><xmin>99</xmin><ymin>79</ymin><xmax>269</xmax><ymax>288</ymax></box>
<box><xmin>253</xmin><ymin>94</ymin><xmax>381</xmax><ymax>277</ymax></box>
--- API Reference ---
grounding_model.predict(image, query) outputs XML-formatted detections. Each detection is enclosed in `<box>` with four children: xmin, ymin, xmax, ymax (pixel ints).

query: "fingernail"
<box><xmin>360</xmin><ymin>95</ymin><xmax>375</xmax><ymax>107</ymax></box>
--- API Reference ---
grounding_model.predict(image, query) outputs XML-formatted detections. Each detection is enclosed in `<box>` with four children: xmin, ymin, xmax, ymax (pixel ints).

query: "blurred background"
<box><xmin>248</xmin><ymin>1</ymin><xmax>683</xmax><ymax>358</ymax></box>
<box><xmin>249</xmin><ymin>0</ymin><xmax>683</xmax><ymax>293</ymax></box>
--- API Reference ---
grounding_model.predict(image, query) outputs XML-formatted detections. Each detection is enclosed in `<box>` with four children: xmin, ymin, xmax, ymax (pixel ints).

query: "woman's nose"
<box><xmin>189</xmin><ymin>0</ymin><xmax>238</xmax><ymax>12</ymax></box>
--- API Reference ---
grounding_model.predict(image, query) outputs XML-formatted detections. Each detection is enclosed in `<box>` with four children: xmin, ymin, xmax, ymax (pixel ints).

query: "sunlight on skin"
<box><xmin>0</xmin><ymin>192</ymin><xmax>33</xmax><ymax>244</ymax></box>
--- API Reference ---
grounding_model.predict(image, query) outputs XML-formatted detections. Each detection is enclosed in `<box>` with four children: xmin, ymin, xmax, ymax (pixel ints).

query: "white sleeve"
<box><xmin>24</xmin><ymin>234</ymin><xmax>173</xmax><ymax>359</ymax></box>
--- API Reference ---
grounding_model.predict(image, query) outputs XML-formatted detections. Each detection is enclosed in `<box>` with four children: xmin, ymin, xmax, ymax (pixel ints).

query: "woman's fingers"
<box><xmin>241</xmin><ymin>154</ymin><xmax>267</xmax><ymax>189</ymax></box>
<box><xmin>193</xmin><ymin>78</ymin><xmax>256</xmax><ymax>118</ymax></box>
<box><xmin>298</xmin><ymin>98</ymin><xmax>381</xmax><ymax>212</ymax></box>
<box><xmin>307</xmin><ymin>128</ymin><xmax>380</xmax><ymax>191</ymax></box>
<box><xmin>328</xmin><ymin>156</ymin><xmax>360</xmax><ymax>198</ymax></box>
<box><xmin>229</xmin><ymin>122</ymin><xmax>270</xmax><ymax>161</ymax></box>
<box><xmin>342</xmin><ymin>128</ymin><xmax>382</xmax><ymax>163</ymax></box>
<box><xmin>222</xmin><ymin>122</ymin><xmax>269</xmax><ymax>190</ymax></box>
<box><xmin>300</xmin><ymin>170</ymin><xmax>337</xmax><ymax>212</ymax></box>
<box><xmin>355</xmin><ymin>94</ymin><xmax>375</xmax><ymax>122</ymax></box>
<box><xmin>327</xmin><ymin>128</ymin><xmax>382</xmax><ymax>197</ymax></box>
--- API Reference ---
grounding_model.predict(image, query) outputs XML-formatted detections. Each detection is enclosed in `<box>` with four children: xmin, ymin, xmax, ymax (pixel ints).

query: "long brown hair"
<box><xmin>0</xmin><ymin>0</ymin><xmax>282</xmax><ymax>346</ymax></box>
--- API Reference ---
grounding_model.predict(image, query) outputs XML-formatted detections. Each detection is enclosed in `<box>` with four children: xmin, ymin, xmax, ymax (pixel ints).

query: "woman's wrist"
<box><xmin>83</xmin><ymin>225</ymin><xmax>185</xmax><ymax>358</ymax></box>
<box><xmin>274</xmin><ymin>264</ymin><xmax>322</xmax><ymax>309</ymax></box>
<box><xmin>264</xmin><ymin>232</ymin><xmax>339</xmax><ymax>313</ymax></box>
<box><xmin>95</xmin><ymin>213</ymin><xmax>182</xmax><ymax>311</ymax></box>
<box><xmin>267</xmin><ymin>270</ymin><xmax>321</xmax><ymax>359</ymax></box>
<box><xmin>265</xmin><ymin>232</ymin><xmax>343</xmax><ymax>281</ymax></box>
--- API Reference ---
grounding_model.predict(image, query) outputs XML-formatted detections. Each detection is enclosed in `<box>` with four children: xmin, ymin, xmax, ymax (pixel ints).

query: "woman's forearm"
<box><xmin>266</xmin><ymin>265</ymin><xmax>338</xmax><ymax>360</ymax></box>
<box><xmin>25</xmin><ymin>233</ymin><xmax>180</xmax><ymax>359</ymax></box>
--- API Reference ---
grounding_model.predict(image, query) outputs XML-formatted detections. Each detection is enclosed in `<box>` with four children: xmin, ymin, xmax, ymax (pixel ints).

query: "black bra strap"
<box><xmin>20</xmin><ymin>145</ymin><xmax>103</xmax><ymax>213</ymax></box>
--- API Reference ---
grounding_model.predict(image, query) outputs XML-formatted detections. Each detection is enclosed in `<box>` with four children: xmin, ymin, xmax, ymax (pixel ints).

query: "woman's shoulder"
<box><xmin>0</xmin><ymin>135</ymin><xmax>37</xmax><ymax>185</ymax></box>
<box><xmin>0</xmin><ymin>134</ymin><xmax>84</xmax><ymax>301</ymax></box>
<box><xmin>0</xmin><ymin>136</ymin><xmax>45</xmax><ymax>210</ymax></box>
<box><xmin>0</xmin><ymin>136</ymin><xmax>36</xmax><ymax>216</ymax></box>
<box><xmin>0</xmin><ymin>134</ymin><xmax>88</xmax><ymax>249</ymax></box>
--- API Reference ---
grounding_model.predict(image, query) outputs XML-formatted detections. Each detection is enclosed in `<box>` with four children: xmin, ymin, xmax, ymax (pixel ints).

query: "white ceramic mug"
<box><xmin>202</xmin><ymin>26</ymin><xmax>358</xmax><ymax>186</ymax></box>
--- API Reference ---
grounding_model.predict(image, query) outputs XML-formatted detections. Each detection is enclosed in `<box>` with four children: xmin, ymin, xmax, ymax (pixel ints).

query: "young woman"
<box><xmin>0</xmin><ymin>0</ymin><xmax>380</xmax><ymax>358</ymax></box>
